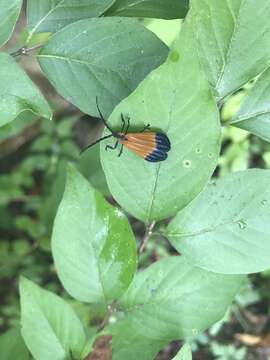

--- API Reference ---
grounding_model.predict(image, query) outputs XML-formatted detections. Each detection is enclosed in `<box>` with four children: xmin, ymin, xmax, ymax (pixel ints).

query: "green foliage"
<box><xmin>26</xmin><ymin>0</ymin><xmax>114</xmax><ymax>37</ymax></box>
<box><xmin>20</xmin><ymin>276</ymin><xmax>86</xmax><ymax>360</ymax></box>
<box><xmin>167</xmin><ymin>169</ymin><xmax>270</xmax><ymax>274</ymax></box>
<box><xmin>106</xmin><ymin>0</ymin><xmax>189</xmax><ymax>19</ymax></box>
<box><xmin>231</xmin><ymin>67</ymin><xmax>270</xmax><ymax>141</ymax></box>
<box><xmin>0</xmin><ymin>0</ymin><xmax>22</xmax><ymax>47</ymax></box>
<box><xmin>0</xmin><ymin>53</ymin><xmax>52</xmax><ymax>127</ymax></box>
<box><xmin>192</xmin><ymin>0</ymin><xmax>270</xmax><ymax>100</ymax></box>
<box><xmin>101</xmin><ymin>15</ymin><xmax>220</xmax><ymax>221</ymax></box>
<box><xmin>0</xmin><ymin>327</ymin><xmax>29</xmax><ymax>360</ymax></box>
<box><xmin>110</xmin><ymin>257</ymin><xmax>243</xmax><ymax>359</ymax></box>
<box><xmin>52</xmin><ymin>165</ymin><xmax>137</xmax><ymax>303</ymax></box>
<box><xmin>1</xmin><ymin>0</ymin><xmax>270</xmax><ymax>359</ymax></box>
<box><xmin>38</xmin><ymin>17</ymin><xmax>168</xmax><ymax>118</ymax></box>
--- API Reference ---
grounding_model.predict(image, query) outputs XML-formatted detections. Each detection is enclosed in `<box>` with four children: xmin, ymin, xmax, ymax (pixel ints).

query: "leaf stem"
<box><xmin>10</xmin><ymin>44</ymin><xmax>44</xmax><ymax>58</ymax></box>
<box><xmin>97</xmin><ymin>302</ymin><xmax>116</xmax><ymax>332</ymax></box>
<box><xmin>139</xmin><ymin>221</ymin><xmax>156</xmax><ymax>254</ymax></box>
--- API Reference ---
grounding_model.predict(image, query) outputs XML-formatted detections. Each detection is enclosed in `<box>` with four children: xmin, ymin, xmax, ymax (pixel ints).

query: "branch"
<box><xmin>10</xmin><ymin>44</ymin><xmax>44</xmax><ymax>58</ymax></box>
<box><xmin>139</xmin><ymin>221</ymin><xmax>156</xmax><ymax>254</ymax></box>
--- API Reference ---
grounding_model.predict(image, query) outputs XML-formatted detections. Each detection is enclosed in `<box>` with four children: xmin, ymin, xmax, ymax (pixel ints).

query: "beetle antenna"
<box><xmin>80</xmin><ymin>134</ymin><xmax>113</xmax><ymax>155</ymax></box>
<box><xmin>96</xmin><ymin>97</ymin><xmax>118</xmax><ymax>136</ymax></box>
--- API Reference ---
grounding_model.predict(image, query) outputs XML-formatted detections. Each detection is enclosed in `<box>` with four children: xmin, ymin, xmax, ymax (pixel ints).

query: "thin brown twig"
<box><xmin>10</xmin><ymin>43</ymin><xmax>44</xmax><ymax>57</ymax></box>
<box><xmin>139</xmin><ymin>221</ymin><xmax>156</xmax><ymax>254</ymax></box>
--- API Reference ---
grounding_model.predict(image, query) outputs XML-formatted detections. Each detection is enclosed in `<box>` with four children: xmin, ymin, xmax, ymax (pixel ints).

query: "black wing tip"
<box><xmin>155</xmin><ymin>133</ymin><xmax>171</xmax><ymax>151</ymax></box>
<box><xmin>145</xmin><ymin>150</ymin><xmax>168</xmax><ymax>162</ymax></box>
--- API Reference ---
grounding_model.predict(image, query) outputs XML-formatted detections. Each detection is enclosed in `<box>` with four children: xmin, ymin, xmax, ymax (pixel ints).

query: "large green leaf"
<box><xmin>110</xmin><ymin>257</ymin><xmax>244</xmax><ymax>360</ymax></box>
<box><xmin>0</xmin><ymin>0</ymin><xmax>22</xmax><ymax>47</ymax></box>
<box><xmin>230</xmin><ymin>68</ymin><xmax>270</xmax><ymax>141</ymax></box>
<box><xmin>106</xmin><ymin>0</ymin><xmax>189</xmax><ymax>19</ymax></box>
<box><xmin>0</xmin><ymin>328</ymin><xmax>29</xmax><ymax>360</ymax></box>
<box><xmin>52</xmin><ymin>165</ymin><xmax>137</xmax><ymax>304</ymax></box>
<box><xmin>192</xmin><ymin>0</ymin><xmax>270</xmax><ymax>100</ymax></box>
<box><xmin>20</xmin><ymin>276</ymin><xmax>86</xmax><ymax>360</ymax></box>
<box><xmin>38</xmin><ymin>17</ymin><xmax>168</xmax><ymax>118</ymax></box>
<box><xmin>167</xmin><ymin>169</ymin><xmax>270</xmax><ymax>274</ymax></box>
<box><xmin>100</xmin><ymin>13</ymin><xmax>220</xmax><ymax>222</ymax></box>
<box><xmin>0</xmin><ymin>53</ymin><xmax>52</xmax><ymax>127</ymax></box>
<box><xmin>26</xmin><ymin>0</ymin><xmax>114</xmax><ymax>41</ymax></box>
<box><xmin>173</xmin><ymin>344</ymin><xmax>192</xmax><ymax>360</ymax></box>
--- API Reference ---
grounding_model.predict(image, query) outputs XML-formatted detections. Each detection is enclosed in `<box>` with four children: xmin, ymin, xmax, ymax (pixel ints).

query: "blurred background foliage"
<box><xmin>1</xmin><ymin>11</ymin><xmax>270</xmax><ymax>360</ymax></box>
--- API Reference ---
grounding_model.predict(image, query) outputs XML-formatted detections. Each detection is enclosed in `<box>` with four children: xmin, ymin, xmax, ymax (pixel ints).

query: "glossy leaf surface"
<box><xmin>101</xmin><ymin>13</ymin><xmax>220</xmax><ymax>222</ymax></box>
<box><xmin>167</xmin><ymin>170</ymin><xmax>270</xmax><ymax>274</ymax></box>
<box><xmin>52</xmin><ymin>165</ymin><xmax>137</xmax><ymax>304</ymax></box>
<box><xmin>110</xmin><ymin>257</ymin><xmax>243</xmax><ymax>360</ymax></box>
<box><xmin>38</xmin><ymin>17</ymin><xmax>168</xmax><ymax>118</ymax></box>
<box><xmin>0</xmin><ymin>53</ymin><xmax>52</xmax><ymax>127</ymax></box>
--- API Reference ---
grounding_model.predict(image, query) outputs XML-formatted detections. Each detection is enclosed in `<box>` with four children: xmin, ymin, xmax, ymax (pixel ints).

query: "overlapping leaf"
<box><xmin>230</xmin><ymin>68</ymin><xmax>270</xmax><ymax>141</ymax></box>
<box><xmin>0</xmin><ymin>53</ymin><xmax>52</xmax><ymax>127</ymax></box>
<box><xmin>167</xmin><ymin>169</ymin><xmax>270</xmax><ymax>274</ymax></box>
<box><xmin>26</xmin><ymin>0</ymin><xmax>114</xmax><ymax>39</ymax></box>
<box><xmin>20</xmin><ymin>277</ymin><xmax>86</xmax><ymax>360</ymax></box>
<box><xmin>0</xmin><ymin>328</ymin><xmax>29</xmax><ymax>360</ymax></box>
<box><xmin>52</xmin><ymin>165</ymin><xmax>137</xmax><ymax>304</ymax></box>
<box><xmin>110</xmin><ymin>257</ymin><xmax>244</xmax><ymax>360</ymax></box>
<box><xmin>0</xmin><ymin>0</ymin><xmax>22</xmax><ymax>47</ymax></box>
<box><xmin>38</xmin><ymin>17</ymin><xmax>168</xmax><ymax>118</ymax></box>
<box><xmin>106</xmin><ymin>0</ymin><xmax>189</xmax><ymax>19</ymax></box>
<box><xmin>192</xmin><ymin>0</ymin><xmax>270</xmax><ymax>100</ymax></box>
<box><xmin>101</xmin><ymin>13</ymin><xmax>220</xmax><ymax>222</ymax></box>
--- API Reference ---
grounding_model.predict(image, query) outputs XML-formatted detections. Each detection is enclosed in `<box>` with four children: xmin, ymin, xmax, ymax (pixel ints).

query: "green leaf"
<box><xmin>79</xmin><ymin>144</ymin><xmax>110</xmax><ymax>195</ymax></box>
<box><xmin>0</xmin><ymin>328</ymin><xmax>29</xmax><ymax>360</ymax></box>
<box><xmin>173</xmin><ymin>344</ymin><xmax>192</xmax><ymax>360</ymax></box>
<box><xmin>52</xmin><ymin>165</ymin><xmax>137</xmax><ymax>304</ymax></box>
<box><xmin>0</xmin><ymin>53</ymin><xmax>52</xmax><ymax>127</ymax></box>
<box><xmin>20</xmin><ymin>276</ymin><xmax>86</xmax><ymax>360</ymax></box>
<box><xmin>110</xmin><ymin>257</ymin><xmax>244</xmax><ymax>360</ymax></box>
<box><xmin>167</xmin><ymin>169</ymin><xmax>270</xmax><ymax>274</ymax></box>
<box><xmin>230</xmin><ymin>68</ymin><xmax>270</xmax><ymax>141</ymax></box>
<box><xmin>101</xmin><ymin>13</ymin><xmax>220</xmax><ymax>222</ymax></box>
<box><xmin>38</xmin><ymin>17</ymin><xmax>168</xmax><ymax>118</ymax></box>
<box><xmin>26</xmin><ymin>0</ymin><xmax>114</xmax><ymax>41</ymax></box>
<box><xmin>192</xmin><ymin>0</ymin><xmax>270</xmax><ymax>100</ymax></box>
<box><xmin>0</xmin><ymin>0</ymin><xmax>22</xmax><ymax>47</ymax></box>
<box><xmin>106</xmin><ymin>0</ymin><xmax>189</xmax><ymax>19</ymax></box>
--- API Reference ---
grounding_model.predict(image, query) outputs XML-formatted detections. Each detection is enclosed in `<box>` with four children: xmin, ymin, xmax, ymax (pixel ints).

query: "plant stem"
<box><xmin>10</xmin><ymin>44</ymin><xmax>44</xmax><ymax>58</ymax></box>
<box><xmin>97</xmin><ymin>303</ymin><xmax>115</xmax><ymax>332</ymax></box>
<box><xmin>139</xmin><ymin>221</ymin><xmax>156</xmax><ymax>254</ymax></box>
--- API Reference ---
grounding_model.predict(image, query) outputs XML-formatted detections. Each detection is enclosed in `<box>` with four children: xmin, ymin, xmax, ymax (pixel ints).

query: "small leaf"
<box><xmin>38</xmin><ymin>17</ymin><xmax>168</xmax><ymax>118</ymax></box>
<box><xmin>26</xmin><ymin>0</ymin><xmax>114</xmax><ymax>40</ymax></box>
<box><xmin>20</xmin><ymin>276</ymin><xmax>86</xmax><ymax>360</ymax></box>
<box><xmin>52</xmin><ymin>165</ymin><xmax>137</xmax><ymax>304</ymax></box>
<box><xmin>230</xmin><ymin>67</ymin><xmax>270</xmax><ymax>141</ymax></box>
<box><xmin>0</xmin><ymin>0</ymin><xmax>22</xmax><ymax>47</ymax></box>
<box><xmin>101</xmin><ymin>12</ymin><xmax>220</xmax><ymax>222</ymax></box>
<box><xmin>173</xmin><ymin>344</ymin><xmax>192</xmax><ymax>360</ymax></box>
<box><xmin>110</xmin><ymin>256</ymin><xmax>244</xmax><ymax>360</ymax></box>
<box><xmin>167</xmin><ymin>169</ymin><xmax>270</xmax><ymax>274</ymax></box>
<box><xmin>192</xmin><ymin>0</ymin><xmax>270</xmax><ymax>100</ymax></box>
<box><xmin>106</xmin><ymin>0</ymin><xmax>189</xmax><ymax>19</ymax></box>
<box><xmin>0</xmin><ymin>328</ymin><xmax>29</xmax><ymax>360</ymax></box>
<box><xmin>0</xmin><ymin>53</ymin><xmax>52</xmax><ymax>127</ymax></box>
